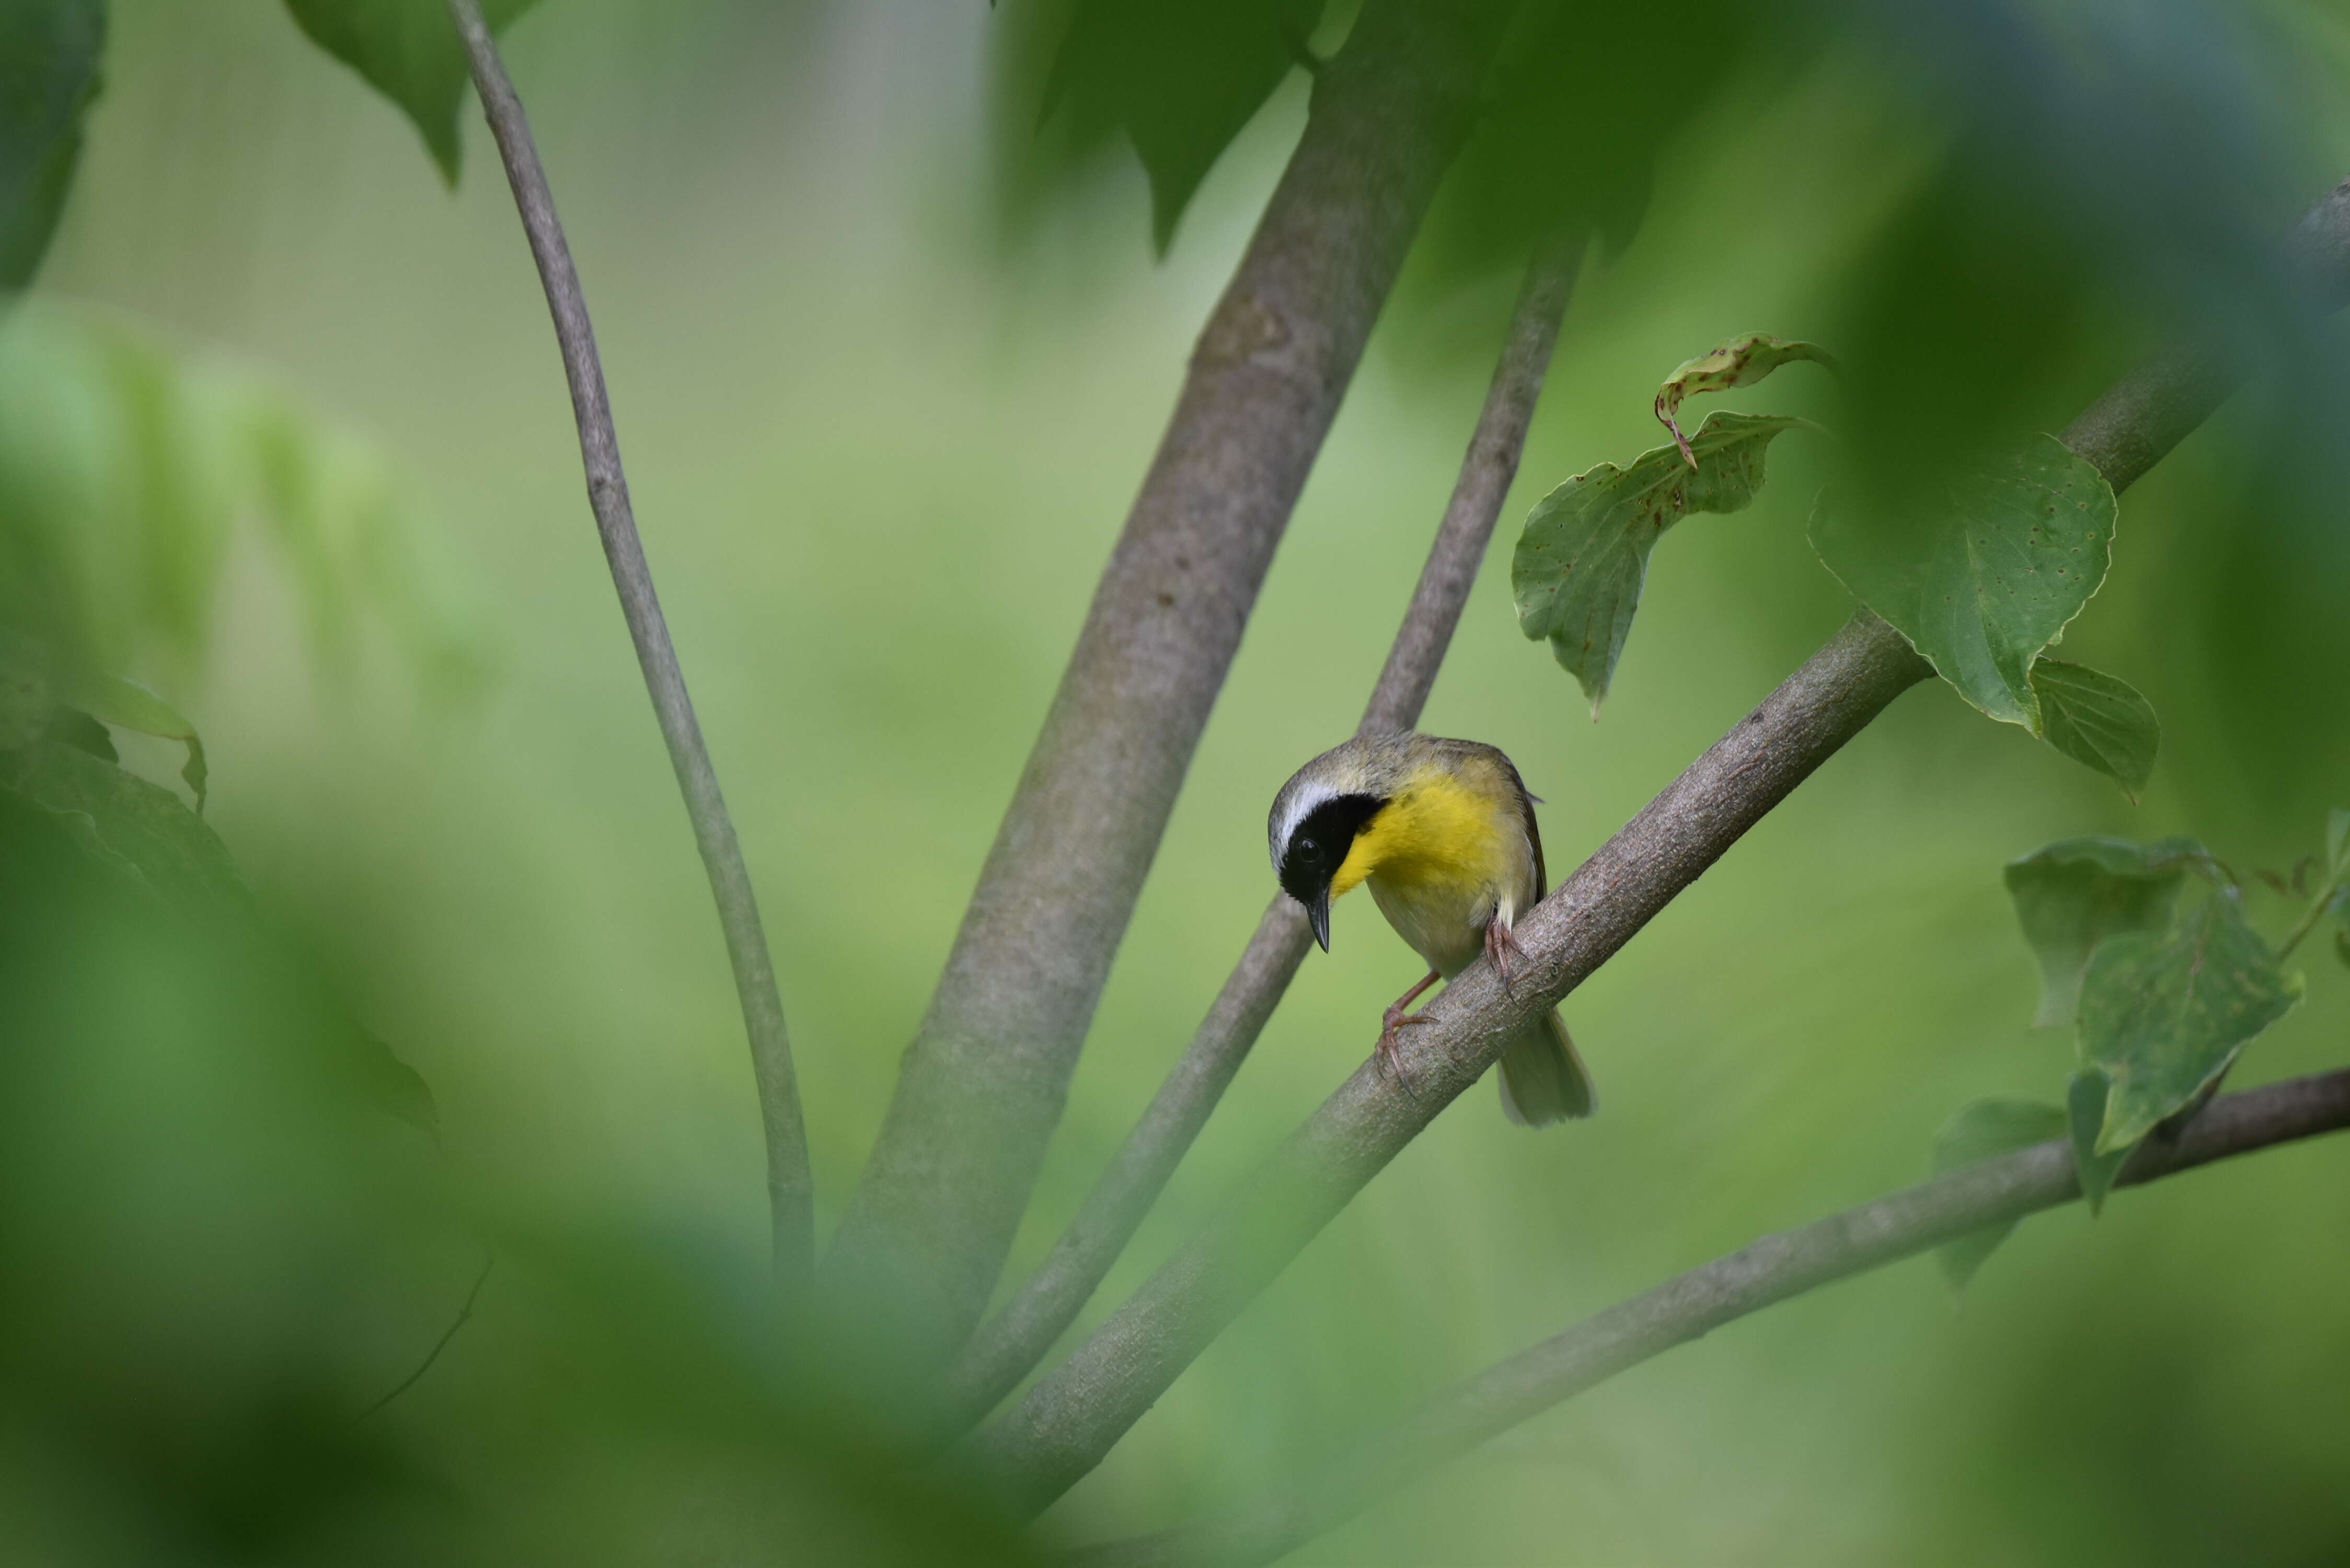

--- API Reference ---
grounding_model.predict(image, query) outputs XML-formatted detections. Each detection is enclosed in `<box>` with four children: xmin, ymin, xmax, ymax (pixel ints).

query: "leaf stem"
<box><xmin>2275</xmin><ymin>868</ymin><xmax>2346</xmax><ymax>960</ymax></box>
<box><xmin>443</xmin><ymin>0</ymin><xmax>813</xmax><ymax>1281</ymax></box>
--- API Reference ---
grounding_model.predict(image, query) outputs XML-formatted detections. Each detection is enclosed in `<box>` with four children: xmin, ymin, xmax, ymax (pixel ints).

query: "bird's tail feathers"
<box><xmin>1497</xmin><ymin>1008</ymin><xmax>1595</xmax><ymax>1127</ymax></box>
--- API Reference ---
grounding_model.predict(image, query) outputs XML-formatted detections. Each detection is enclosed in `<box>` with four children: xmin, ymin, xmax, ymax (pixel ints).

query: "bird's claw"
<box><xmin>1484</xmin><ymin>919</ymin><xmax>1525</xmax><ymax>993</ymax></box>
<box><xmin>1375</xmin><ymin>1007</ymin><xmax>1429</xmax><ymax>1101</ymax></box>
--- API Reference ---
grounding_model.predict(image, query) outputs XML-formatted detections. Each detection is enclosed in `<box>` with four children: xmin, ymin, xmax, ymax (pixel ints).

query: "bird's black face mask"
<box><xmin>1277</xmin><ymin>793</ymin><xmax>1386</xmax><ymax>951</ymax></box>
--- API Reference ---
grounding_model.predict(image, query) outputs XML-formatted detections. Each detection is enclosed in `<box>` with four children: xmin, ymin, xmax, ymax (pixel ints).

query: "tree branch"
<box><xmin>822</xmin><ymin>0</ymin><xmax>1520</xmax><ymax>1369</ymax></box>
<box><xmin>445</xmin><ymin>0</ymin><xmax>812</xmax><ymax>1275</ymax></box>
<box><xmin>1069</xmin><ymin>1066</ymin><xmax>2350</xmax><ymax>1568</ymax></box>
<box><xmin>959</xmin><ymin>172</ymin><xmax>2350</xmax><ymax>1519</ymax></box>
<box><xmin>939</xmin><ymin>232</ymin><xmax>1584</xmax><ymax>1434</ymax></box>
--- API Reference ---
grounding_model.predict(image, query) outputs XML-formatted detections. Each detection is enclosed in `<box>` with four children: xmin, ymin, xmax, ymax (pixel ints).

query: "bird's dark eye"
<box><xmin>1299</xmin><ymin>837</ymin><xmax>1317</xmax><ymax>854</ymax></box>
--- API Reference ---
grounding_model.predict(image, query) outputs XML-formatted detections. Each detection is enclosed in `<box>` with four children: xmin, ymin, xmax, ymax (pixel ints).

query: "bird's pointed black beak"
<box><xmin>1306</xmin><ymin>889</ymin><xmax>1330</xmax><ymax>952</ymax></box>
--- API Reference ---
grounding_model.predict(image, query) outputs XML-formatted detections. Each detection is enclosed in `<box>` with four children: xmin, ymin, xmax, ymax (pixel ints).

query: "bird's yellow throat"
<box><xmin>1327</xmin><ymin>769</ymin><xmax>1512</xmax><ymax>900</ymax></box>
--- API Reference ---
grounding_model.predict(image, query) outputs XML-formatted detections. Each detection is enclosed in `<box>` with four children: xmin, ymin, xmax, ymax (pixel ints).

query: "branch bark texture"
<box><xmin>1072</xmin><ymin>1067</ymin><xmax>2350</xmax><ymax>1568</ymax></box>
<box><xmin>940</xmin><ymin>233</ymin><xmax>1583</xmax><ymax>1433</ymax></box>
<box><xmin>963</xmin><ymin>170</ymin><xmax>2350</xmax><ymax>1516</ymax></box>
<box><xmin>824</xmin><ymin>0</ymin><xmax>1518</xmax><ymax>1366</ymax></box>
<box><xmin>446</xmin><ymin>0</ymin><xmax>812</xmax><ymax>1273</ymax></box>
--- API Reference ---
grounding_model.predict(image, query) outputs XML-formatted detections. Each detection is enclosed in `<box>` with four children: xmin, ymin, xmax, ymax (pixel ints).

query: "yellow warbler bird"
<box><xmin>1268</xmin><ymin>732</ymin><xmax>1594</xmax><ymax>1124</ymax></box>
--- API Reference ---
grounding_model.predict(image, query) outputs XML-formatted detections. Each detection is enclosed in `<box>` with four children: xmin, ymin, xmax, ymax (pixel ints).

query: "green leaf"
<box><xmin>0</xmin><ymin>0</ymin><xmax>102</xmax><ymax>290</ymax></box>
<box><xmin>1930</xmin><ymin>1097</ymin><xmax>2067</xmax><ymax>1290</ymax></box>
<box><xmin>2335</xmin><ymin>921</ymin><xmax>2349</xmax><ymax>972</ymax></box>
<box><xmin>1513</xmin><ymin>411</ymin><xmax>1813</xmax><ymax>714</ymax></box>
<box><xmin>2326</xmin><ymin>806</ymin><xmax>2348</xmax><ymax>881</ymax></box>
<box><xmin>2079</xmin><ymin>893</ymin><xmax>2302</xmax><ymax>1153</ymax></box>
<box><xmin>1809</xmin><ymin>434</ymin><xmax>2117</xmax><ymax>731</ymax></box>
<box><xmin>1038</xmin><ymin>0</ymin><xmax>1322</xmax><ymax>253</ymax></box>
<box><xmin>1653</xmin><ymin>333</ymin><xmax>1837</xmax><ymax>467</ymax></box>
<box><xmin>281</xmin><ymin>0</ymin><xmax>537</xmax><ymax>186</ymax></box>
<box><xmin>2029</xmin><ymin>658</ymin><xmax>2158</xmax><ymax>799</ymax></box>
<box><xmin>2</xmin><ymin>738</ymin><xmax>246</xmax><ymax>917</ymax></box>
<box><xmin>2003</xmin><ymin>836</ymin><xmax>2201</xmax><ymax>1028</ymax></box>
<box><xmin>65</xmin><ymin>669</ymin><xmax>207</xmax><ymax>810</ymax></box>
<box><xmin>2066</xmin><ymin>1068</ymin><xmax>2136</xmax><ymax>1216</ymax></box>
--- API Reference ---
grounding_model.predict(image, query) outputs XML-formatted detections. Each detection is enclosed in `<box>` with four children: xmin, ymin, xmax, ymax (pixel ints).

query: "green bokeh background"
<box><xmin>14</xmin><ymin>0</ymin><xmax>2350</xmax><ymax>1561</ymax></box>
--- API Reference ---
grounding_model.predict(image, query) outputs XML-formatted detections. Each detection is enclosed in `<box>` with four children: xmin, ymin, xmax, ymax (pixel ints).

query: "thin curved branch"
<box><xmin>445</xmin><ymin>0</ymin><xmax>812</xmax><ymax>1275</ymax></box>
<box><xmin>958</xmin><ymin>172</ymin><xmax>2350</xmax><ymax>1519</ymax></box>
<box><xmin>822</xmin><ymin>0</ymin><xmax>1522</xmax><ymax>1370</ymax></box>
<box><xmin>939</xmin><ymin>231</ymin><xmax>1584</xmax><ymax>1434</ymax></box>
<box><xmin>1069</xmin><ymin>1066</ymin><xmax>2350</xmax><ymax>1568</ymax></box>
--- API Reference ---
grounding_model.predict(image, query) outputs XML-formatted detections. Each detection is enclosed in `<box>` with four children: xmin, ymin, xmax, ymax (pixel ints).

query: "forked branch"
<box><xmin>445</xmin><ymin>0</ymin><xmax>812</xmax><ymax>1274</ymax></box>
<box><xmin>823</xmin><ymin>0</ymin><xmax>1521</xmax><ymax>1369</ymax></box>
<box><xmin>940</xmin><ymin>229</ymin><xmax>1584</xmax><ymax>1433</ymax></box>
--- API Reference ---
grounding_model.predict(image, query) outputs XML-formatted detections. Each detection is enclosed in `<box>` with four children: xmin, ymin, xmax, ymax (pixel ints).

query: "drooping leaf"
<box><xmin>1</xmin><ymin>739</ymin><xmax>246</xmax><ymax>916</ymax></box>
<box><xmin>2066</xmin><ymin>1068</ymin><xmax>2135</xmax><ymax>1216</ymax></box>
<box><xmin>2335</xmin><ymin>921</ymin><xmax>2350</xmax><ymax>971</ymax></box>
<box><xmin>2029</xmin><ymin>658</ymin><xmax>2158</xmax><ymax>799</ymax></box>
<box><xmin>1038</xmin><ymin>0</ymin><xmax>1322</xmax><ymax>253</ymax></box>
<box><xmin>1653</xmin><ymin>333</ymin><xmax>1837</xmax><ymax>467</ymax></box>
<box><xmin>2078</xmin><ymin>893</ymin><xmax>2302</xmax><ymax>1153</ymax></box>
<box><xmin>1809</xmin><ymin>434</ymin><xmax>2117</xmax><ymax>731</ymax></box>
<box><xmin>1930</xmin><ymin>1097</ymin><xmax>2067</xmax><ymax>1290</ymax></box>
<box><xmin>2003</xmin><ymin>836</ymin><xmax>2202</xmax><ymax>1028</ymax></box>
<box><xmin>2328</xmin><ymin>806</ymin><xmax>2348</xmax><ymax>881</ymax></box>
<box><xmin>0</xmin><ymin>0</ymin><xmax>102</xmax><ymax>290</ymax></box>
<box><xmin>1514</xmin><ymin>411</ymin><xmax>1813</xmax><ymax>713</ymax></box>
<box><xmin>280</xmin><ymin>0</ymin><xmax>538</xmax><ymax>186</ymax></box>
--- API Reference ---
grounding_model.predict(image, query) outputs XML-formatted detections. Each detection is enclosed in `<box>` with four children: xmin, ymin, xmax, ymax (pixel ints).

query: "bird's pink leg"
<box><xmin>1375</xmin><ymin>969</ymin><xmax>1442</xmax><ymax>1098</ymax></box>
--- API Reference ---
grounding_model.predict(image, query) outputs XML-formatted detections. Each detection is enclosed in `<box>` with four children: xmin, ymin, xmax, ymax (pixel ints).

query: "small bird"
<box><xmin>1268</xmin><ymin>732</ymin><xmax>1594</xmax><ymax>1125</ymax></box>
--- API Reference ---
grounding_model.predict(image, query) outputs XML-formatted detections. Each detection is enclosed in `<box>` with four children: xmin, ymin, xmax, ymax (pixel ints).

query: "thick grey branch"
<box><xmin>1070</xmin><ymin>1067</ymin><xmax>2350</xmax><ymax>1568</ymax></box>
<box><xmin>939</xmin><ymin>232</ymin><xmax>1583</xmax><ymax>1434</ymax></box>
<box><xmin>822</xmin><ymin>0</ymin><xmax>1520</xmax><ymax>1369</ymax></box>
<box><xmin>446</xmin><ymin>0</ymin><xmax>812</xmax><ymax>1274</ymax></box>
<box><xmin>962</xmin><ymin>171</ymin><xmax>2350</xmax><ymax>1517</ymax></box>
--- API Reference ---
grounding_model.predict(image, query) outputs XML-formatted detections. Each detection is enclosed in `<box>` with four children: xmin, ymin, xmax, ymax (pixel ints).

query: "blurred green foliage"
<box><xmin>2</xmin><ymin>0</ymin><xmax>2348</xmax><ymax>1563</ymax></box>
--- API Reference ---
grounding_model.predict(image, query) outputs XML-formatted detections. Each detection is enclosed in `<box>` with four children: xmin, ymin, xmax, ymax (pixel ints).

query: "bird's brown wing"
<box><xmin>1506</xmin><ymin>758</ymin><xmax>1547</xmax><ymax>902</ymax></box>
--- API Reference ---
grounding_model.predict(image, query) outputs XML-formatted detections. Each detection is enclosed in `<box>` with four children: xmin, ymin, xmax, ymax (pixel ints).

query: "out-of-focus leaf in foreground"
<box><xmin>1514</xmin><ymin>411</ymin><xmax>1811</xmax><ymax>714</ymax></box>
<box><xmin>1931</xmin><ymin>1097</ymin><xmax>2067</xmax><ymax>1290</ymax></box>
<box><xmin>2</xmin><ymin>738</ymin><xmax>245</xmax><ymax>918</ymax></box>
<box><xmin>2004</xmin><ymin>836</ymin><xmax>2200</xmax><ymax>1028</ymax></box>
<box><xmin>2079</xmin><ymin>893</ymin><xmax>2300</xmax><ymax>1154</ymax></box>
<box><xmin>1811</xmin><ymin>434</ymin><xmax>2117</xmax><ymax>732</ymax></box>
<box><xmin>2028</xmin><ymin>658</ymin><xmax>2159</xmax><ymax>799</ymax></box>
<box><xmin>0</xmin><ymin>0</ymin><xmax>101</xmax><ymax>289</ymax></box>
<box><xmin>280</xmin><ymin>0</ymin><xmax>538</xmax><ymax>185</ymax></box>
<box><xmin>69</xmin><ymin>669</ymin><xmax>208</xmax><ymax>810</ymax></box>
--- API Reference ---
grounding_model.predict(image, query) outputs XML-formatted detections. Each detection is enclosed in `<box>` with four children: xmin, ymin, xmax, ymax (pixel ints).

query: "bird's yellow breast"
<box><xmin>1328</xmin><ymin>768</ymin><xmax>1517</xmax><ymax>901</ymax></box>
